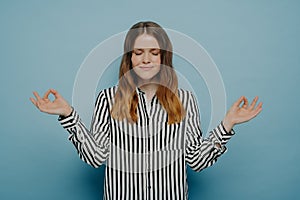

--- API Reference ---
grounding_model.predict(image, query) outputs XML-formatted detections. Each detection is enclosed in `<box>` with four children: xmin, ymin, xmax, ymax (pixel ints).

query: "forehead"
<box><xmin>133</xmin><ymin>34</ymin><xmax>160</xmax><ymax>49</ymax></box>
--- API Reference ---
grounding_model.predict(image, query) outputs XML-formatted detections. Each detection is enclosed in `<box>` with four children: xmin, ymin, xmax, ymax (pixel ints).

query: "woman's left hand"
<box><xmin>222</xmin><ymin>96</ymin><xmax>263</xmax><ymax>132</ymax></box>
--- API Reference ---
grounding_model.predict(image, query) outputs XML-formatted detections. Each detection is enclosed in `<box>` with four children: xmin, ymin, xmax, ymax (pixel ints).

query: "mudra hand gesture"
<box><xmin>222</xmin><ymin>96</ymin><xmax>263</xmax><ymax>132</ymax></box>
<box><xmin>30</xmin><ymin>89</ymin><xmax>73</xmax><ymax>117</ymax></box>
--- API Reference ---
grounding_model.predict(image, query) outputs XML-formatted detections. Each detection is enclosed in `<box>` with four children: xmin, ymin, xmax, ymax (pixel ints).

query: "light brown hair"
<box><xmin>111</xmin><ymin>21</ymin><xmax>185</xmax><ymax>124</ymax></box>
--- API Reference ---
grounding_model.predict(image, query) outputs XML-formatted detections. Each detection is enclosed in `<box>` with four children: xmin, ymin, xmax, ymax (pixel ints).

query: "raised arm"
<box><xmin>30</xmin><ymin>89</ymin><xmax>111</xmax><ymax>168</ymax></box>
<box><xmin>185</xmin><ymin>92</ymin><xmax>262</xmax><ymax>172</ymax></box>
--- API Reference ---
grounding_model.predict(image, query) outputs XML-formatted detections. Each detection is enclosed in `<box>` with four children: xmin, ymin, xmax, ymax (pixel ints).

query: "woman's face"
<box><xmin>131</xmin><ymin>33</ymin><xmax>161</xmax><ymax>83</ymax></box>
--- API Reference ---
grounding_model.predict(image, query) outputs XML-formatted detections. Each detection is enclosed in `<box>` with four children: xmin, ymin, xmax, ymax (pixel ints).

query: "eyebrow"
<box><xmin>133</xmin><ymin>48</ymin><xmax>160</xmax><ymax>51</ymax></box>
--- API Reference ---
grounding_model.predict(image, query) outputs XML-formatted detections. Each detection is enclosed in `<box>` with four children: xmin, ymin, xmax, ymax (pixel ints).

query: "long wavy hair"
<box><xmin>111</xmin><ymin>21</ymin><xmax>185</xmax><ymax>124</ymax></box>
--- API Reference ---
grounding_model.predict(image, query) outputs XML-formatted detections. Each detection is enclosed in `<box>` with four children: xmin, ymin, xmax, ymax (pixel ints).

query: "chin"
<box><xmin>137</xmin><ymin>75</ymin><xmax>160</xmax><ymax>84</ymax></box>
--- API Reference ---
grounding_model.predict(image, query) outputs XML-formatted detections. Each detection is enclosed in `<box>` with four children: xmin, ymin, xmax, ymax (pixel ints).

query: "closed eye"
<box><xmin>151</xmin><ymin>49</ymin><xmax>160</xmax><ymax>56</ymax></box>
<box><xmin>133</xmin><ymin>49</ymin><xmax>143</xmax><ymax>55</ymax></box>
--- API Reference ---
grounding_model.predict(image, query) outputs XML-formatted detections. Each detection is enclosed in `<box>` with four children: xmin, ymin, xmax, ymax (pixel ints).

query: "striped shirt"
<box><xmin>58</xmin><ymin>86</ymin><xmax>235</xmax><ymax>200</ymax></box>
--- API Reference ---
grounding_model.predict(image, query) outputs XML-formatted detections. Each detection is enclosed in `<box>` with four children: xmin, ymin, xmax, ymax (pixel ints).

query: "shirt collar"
<box><xmin>136</xmin><ymin>87</ymin><xmax>145</xmax><ymax>95</ymax></box>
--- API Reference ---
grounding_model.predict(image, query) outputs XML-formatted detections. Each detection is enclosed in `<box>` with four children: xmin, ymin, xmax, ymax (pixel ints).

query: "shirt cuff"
<box><xmin>212</xmin><ymin>122</ymin><xmax>235</xmax><ymax>145</ymax></box>
<box><xmin>211</xmin><ymin>136</ymin><xmax>227</xmax><ymax>155</ymax></box>
<box><xmin>58</xmin><ymin>108</ymin><xmax>79</xmax><ymax>129</ymax></box>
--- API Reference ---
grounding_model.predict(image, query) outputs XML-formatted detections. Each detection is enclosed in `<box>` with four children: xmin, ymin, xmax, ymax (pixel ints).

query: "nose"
<box><xmin>142</xmin><ymin>52</ymin><xmax>150</xmax><ymax>64</ymax></box>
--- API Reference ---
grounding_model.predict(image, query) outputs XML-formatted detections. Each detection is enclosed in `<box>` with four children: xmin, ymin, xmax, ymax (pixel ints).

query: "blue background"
<box><xmin>1</xmin><ymin>0</ymin><xmax>299</xmax><ymax>199</ymax></box>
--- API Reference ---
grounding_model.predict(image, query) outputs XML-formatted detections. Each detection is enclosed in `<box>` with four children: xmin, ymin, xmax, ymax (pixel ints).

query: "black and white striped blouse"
<box><xmin>59</xmin><ymin>86</ymin><xmax>235</xmax><ymax>200</ymax></box>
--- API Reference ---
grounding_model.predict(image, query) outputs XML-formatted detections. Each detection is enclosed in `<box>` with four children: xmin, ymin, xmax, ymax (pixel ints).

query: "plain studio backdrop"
<box><xmin>0</xmin><ymin>1</ymin><xmax>299</xmax><ymax>200</ymax></box>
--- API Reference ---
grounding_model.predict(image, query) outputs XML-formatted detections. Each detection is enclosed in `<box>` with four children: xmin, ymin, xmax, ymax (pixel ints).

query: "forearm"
<box><xmin>186</xmin><ymin>132</ymin><xmax>226</xmax><ymax>172</ymax></box>
<box><xmin>59</xmin><ymin>109</ymin><xmax>109</xmax><ymax>168</ymax></box>
<box><xmin>186</xmin><ymin>122</ymin><xmax>235</xmax><ymax>172</ymax></box>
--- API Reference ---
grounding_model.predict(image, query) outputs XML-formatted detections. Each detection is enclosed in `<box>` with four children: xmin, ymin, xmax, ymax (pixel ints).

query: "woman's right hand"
<box><xmin>30</xmin><ymin>89</ymin><xmax>73</xmax><ymax>117</ymax></box>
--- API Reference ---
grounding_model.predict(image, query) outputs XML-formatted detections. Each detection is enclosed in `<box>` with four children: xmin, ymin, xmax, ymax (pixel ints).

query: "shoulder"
<box><xmin>178</xmin><ymin>88</ymin><xmax>194</xmax><ymax>100</ymax></box>
<box><xmin>95</xmin><ymin>86</ymin><xmax>118</xmax><ymax>104</ymax></box>
<box><xmin>98</xmin><ymin>86</ymin><xmax>118</xmax><ymax>97</ymax></box>
<box><xmin>177</xmin><ymin>88</ymin><xmax>196</xmax><ymax>108</ymax></box>
<box><xmin>178</xmin><ymin>89</ymin><xmax>200</xmax><ymax>114</ymax></box>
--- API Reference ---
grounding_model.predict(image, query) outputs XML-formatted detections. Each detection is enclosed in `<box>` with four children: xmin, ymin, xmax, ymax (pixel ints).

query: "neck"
<box><xmin>139</xmin><ymin>83</ymin><xmax>158</xmax><ymax>102</ymax></box>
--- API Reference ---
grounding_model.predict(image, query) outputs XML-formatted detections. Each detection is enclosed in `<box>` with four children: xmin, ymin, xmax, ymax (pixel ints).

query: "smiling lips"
<box><xmin>139</xmin><ymin>65</ymin><xmax>154</xmax><ymax>71</ymax></box>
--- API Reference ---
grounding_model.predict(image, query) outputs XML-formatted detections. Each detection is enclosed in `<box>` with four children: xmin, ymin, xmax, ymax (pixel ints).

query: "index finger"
<box><xmin>233</xmin><ymin>96</ymin><xmax>245</xmax><ymax>107</ymax></box>
<box><xmin>242</xmin><ymin>97</ymin><xmax>249</xmax><ymax>108</ymax></box>
<box><xmin>43</xmin><ymin>89</ymin><xmax>52</xmax><ymax>99</ymax></box>
<box><xmin>50</xmin><ymin>89</ymin><xmax>62</xmax><ymax>99</ymax></box>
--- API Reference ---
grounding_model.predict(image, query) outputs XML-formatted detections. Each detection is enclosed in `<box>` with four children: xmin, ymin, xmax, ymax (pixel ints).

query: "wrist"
<box><xmin>62</xmin><ymin>106</ymin><xmax>73</xmax><ymax>117</ymax></box>
<box><xmin>222</xmin><ymin>117</ymin><xmax>234</xmax><ymax>132</ymax></box>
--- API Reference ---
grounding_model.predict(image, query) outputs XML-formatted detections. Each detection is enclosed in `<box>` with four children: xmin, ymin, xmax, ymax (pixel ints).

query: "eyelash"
<box><xmin>133</xmin><ymin>52</ymin><xmax>160</xmax><ymax>56</ymax></box>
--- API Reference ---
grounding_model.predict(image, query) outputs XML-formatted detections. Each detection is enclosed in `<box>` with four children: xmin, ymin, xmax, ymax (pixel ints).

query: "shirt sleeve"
<box><xmin>185</xmin><ymin>92</ymin><xmax>235</xmax><ymax>172</ymax></box>
<box><xmin>58</xmin><ymin>90</ymin><xmax>111</xmax><ymax>168</ymax></box>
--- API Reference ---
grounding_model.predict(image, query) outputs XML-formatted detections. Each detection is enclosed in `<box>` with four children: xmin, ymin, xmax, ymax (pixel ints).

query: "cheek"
<box><xmin>153</xmin><ymin>56</ymin><xmax>161</xmax><ymax>64</ymax></box>
<box><xmin>131</xmin><ymin>55</ymin><xmax>139</xmax><ymax>67</ymax></box>
<box><xmin>151</xmin><ymin>56</ymin><xmax>161</xmax><ymax>65</ymax></box>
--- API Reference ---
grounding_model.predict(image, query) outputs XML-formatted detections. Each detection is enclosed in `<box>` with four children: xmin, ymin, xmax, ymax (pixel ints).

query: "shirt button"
<box><xmin>148</xmin><ymin>186</ymin><xmax>151</xmax><ymax>189</ymax></box>
<box><xmin>78</xmin><ymin>131</ymin><xmax>84</xmax><ymax>141</ymax></box>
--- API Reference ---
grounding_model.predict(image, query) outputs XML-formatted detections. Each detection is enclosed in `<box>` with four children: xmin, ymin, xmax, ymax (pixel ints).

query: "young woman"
<box><xmin>30</xmin><ymin>21</ymin><xmax>262</xmax><ymax>200</ymax></box>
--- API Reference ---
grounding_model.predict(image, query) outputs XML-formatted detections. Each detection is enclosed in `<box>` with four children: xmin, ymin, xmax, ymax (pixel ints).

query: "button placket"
<box><xmin>78</xmin><ymin>129</ymin><xmax>84</xmax><ymax>142</ymax></box>
<box><xmin>138</xmin><ymin>89</ymin><xmax>153</xmax><ymax>195</ymax></box>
